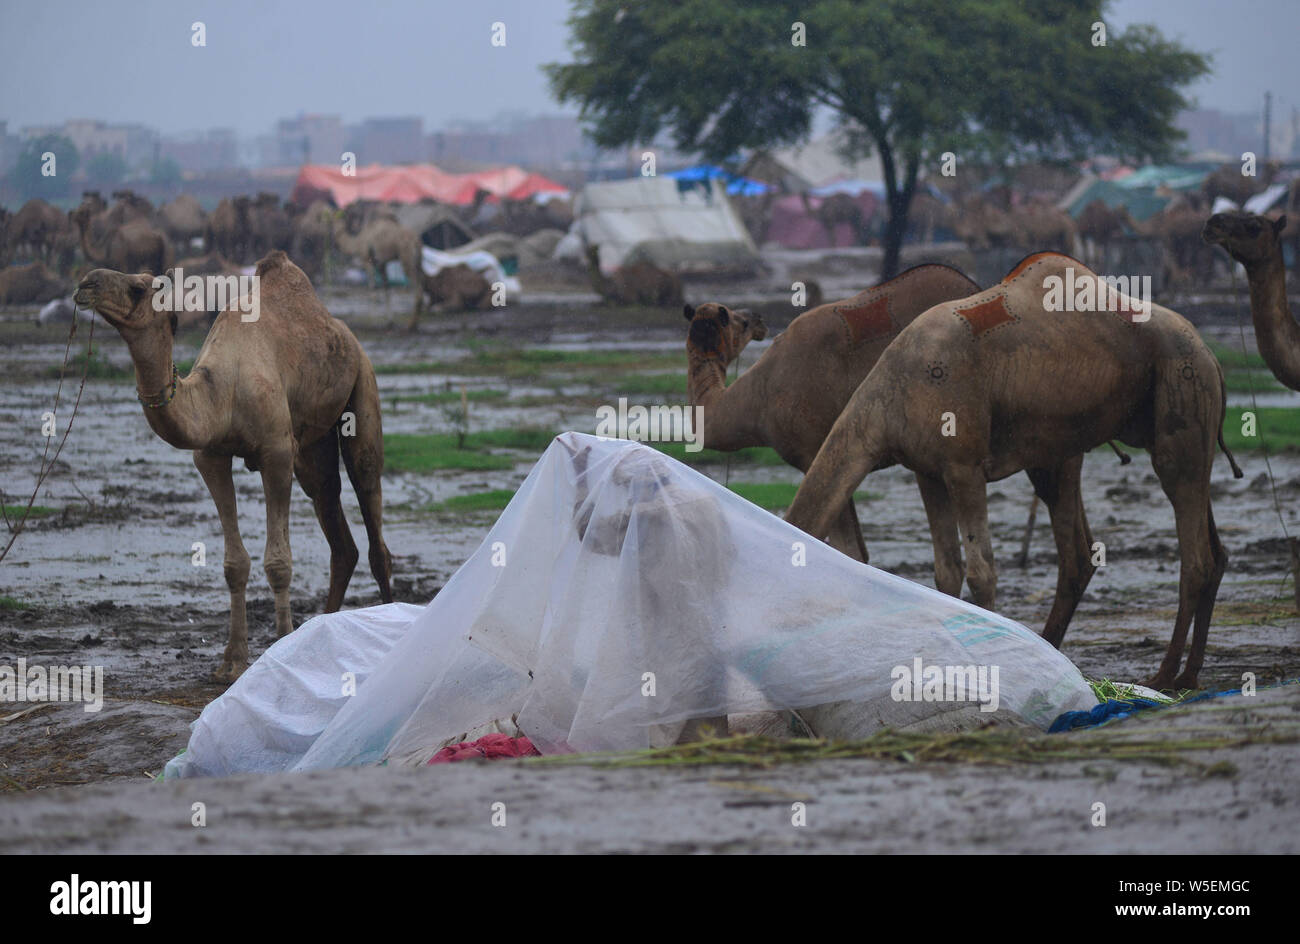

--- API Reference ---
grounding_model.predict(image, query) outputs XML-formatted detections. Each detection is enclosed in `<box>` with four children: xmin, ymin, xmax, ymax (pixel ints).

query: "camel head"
<box><xmin>74</xmin><ymin>268</ymin><xmax>176</xmax><ymax>337</ymax></box>
<box><xmin>683</xmin><ymin>303</ymin><xmax>767</xmax><ymax>366</ymax></box>
<box><xmin>1202</xmin><ymin>212</ymin><xmax>1287</xmax><ymax>265</ymax></box>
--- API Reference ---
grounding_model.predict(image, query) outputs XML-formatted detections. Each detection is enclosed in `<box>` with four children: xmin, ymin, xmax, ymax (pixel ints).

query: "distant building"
<box><xmin>160</xmin><ymin>128</ymin><xmax>238</xmax><ymax>173</ymax></box>
<box><xmin>1175</xmin><ymin>107</ymin><xmax>1297</xmax><ymax>163</ymax></box>
<box><xmin>272</xmin><ymin>114</ymin><xmax>345</xmax><ymax>167</ymax></box>
<box><xmin>426</xmin><ymin>114</ymin><xmax>593</xmax><ymax>170</ymax></box>
<box><xmin>19</xmin><ymin>119</ymin><xmax>158</xmax><ymax>170</ymax></box>
<box><xmin>351</xmin><ymin>117</ymin><xmax>424</xmax><ymax>164</ymax></box>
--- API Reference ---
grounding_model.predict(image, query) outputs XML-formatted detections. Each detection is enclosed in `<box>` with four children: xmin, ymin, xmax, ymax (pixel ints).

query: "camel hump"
<box><xmin>1001</xmin><ymin>250</ymin><xmax>1088</xmax><ymax>282</ymax></box>
<box><xmin>254</xmin><ymin>249</ymin><xmax>292</xmax><ymax>276</ymax></box>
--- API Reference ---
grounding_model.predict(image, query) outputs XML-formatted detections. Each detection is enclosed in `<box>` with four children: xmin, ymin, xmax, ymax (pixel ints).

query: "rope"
<box><xmin>0</xmin><ymin>307</ymin><xmax>95</xmax><ymax>564</ymax></box>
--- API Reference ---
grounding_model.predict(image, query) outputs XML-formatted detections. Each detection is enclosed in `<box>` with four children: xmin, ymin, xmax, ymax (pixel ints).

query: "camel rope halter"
<box><xmin>138</xmin><ymin>364</ymin><xmax>179</xmax><ymax>409</ymax></box>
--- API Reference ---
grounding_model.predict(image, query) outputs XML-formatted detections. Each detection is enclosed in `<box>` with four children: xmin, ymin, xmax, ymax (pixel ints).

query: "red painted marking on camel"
<box><xmin>1001</xmin><ymin>251</ymin><xmax>1085</xmax><ymax>283</ymax></box>
<box><xmin>956</xmin><ymin>295</ymin><xmax>1016</xmax><ymax>336</ymax></box>
<box><xmin>836</xmin><ymin>294</ymin><xmax>893</xmax><ymax>345</ymax></box>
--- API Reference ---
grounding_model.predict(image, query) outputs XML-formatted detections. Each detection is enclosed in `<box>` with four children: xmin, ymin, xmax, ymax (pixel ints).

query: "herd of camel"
<box><xmin>0</xmin><ymin>189</ymin><xmax>570</xmax><ymax>327</ymax></box>
<box><xmin>63</xmin><ymin>195</ymin><xmax>1295</xmax><ymax>695</ymax></box>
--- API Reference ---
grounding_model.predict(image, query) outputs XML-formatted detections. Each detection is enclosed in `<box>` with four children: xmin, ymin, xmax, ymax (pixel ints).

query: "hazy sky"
<box><xmin>0</xmin><ymin>0</ymin><xmax>1295</xmax><ymax>137</ymax></box>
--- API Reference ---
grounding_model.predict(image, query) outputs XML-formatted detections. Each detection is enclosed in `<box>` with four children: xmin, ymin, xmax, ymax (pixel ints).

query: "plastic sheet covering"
<box><xmin>165</xmin><ymin>433</ymin><xmax>1095</xmax><ymax>778</ymax></box>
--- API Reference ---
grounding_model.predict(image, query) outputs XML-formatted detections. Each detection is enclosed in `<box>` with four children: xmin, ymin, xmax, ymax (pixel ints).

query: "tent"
<box><xmin>765</xmin><ymin>191</ymin><xmax>880</xmax><ymax>250</ymax></box>
<box><xmin>745</xmin><ymin>131</ymin><xmax>887</xmax><ymax>192</ymax></box>
<box><xmin>290</xmin><ymin>163</ymin><xmax>569</xmax><ymax>208</ymax></box>
<box><xmin>1058</xmin><ymin>175</ymin><xmax>1170</xmax><ymax>222</ymax></box>
<box><xmin>667</xmin><ymin>164</ymin><xmax>770</xmax><ymax>197</ymax></box>
<box><xmin>164</xmin><ymin>433</ymin><xmax>1096</xmax><ymax>778</ymax></box>
<box><xmin>576</xmin><ymin>176</ymin><xmax>760</xmax><ymax>271</ymax></box>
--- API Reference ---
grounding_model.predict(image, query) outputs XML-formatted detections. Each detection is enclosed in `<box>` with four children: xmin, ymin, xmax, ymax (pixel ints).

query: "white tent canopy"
<box><xmin>165</xmin><ymin>434</ymin><xmax>1095</xmax><ymax>778</ymax></box>
<box><xmin>575</xmin><ymin>176</ymin><xmax>759</xmax><ymax>272</ymax></box>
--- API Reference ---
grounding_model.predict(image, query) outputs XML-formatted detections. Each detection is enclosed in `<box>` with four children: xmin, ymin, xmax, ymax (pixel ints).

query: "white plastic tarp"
<box><xmin>165</xmin><ymin>433</ymin><xmax>1096</xmax><ymax>779</ymax></box>
<box><xmin>576</xmin><ymin>176</ymin><xmax>758</xmax><ymax>270</ymax></box>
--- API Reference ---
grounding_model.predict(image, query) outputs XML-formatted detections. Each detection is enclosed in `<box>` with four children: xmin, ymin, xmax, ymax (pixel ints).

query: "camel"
<box><xmin>247</xmin><ymin>193</ymin><xmax>293</xmax><ymax>258</ymax></box>
<box><xmin>1203</xmin><ymin>211</ymin><xmax>1300</xmax><ymax>391</ymax></box>
<box><xmin>331</xmin><ymin>214</ymin><xmax>424</xmax><ymax>321</ymax></box>
<box><xmin>157</xmin><ymin>194</ymin><xmax>207</xmax><ymax>253</ymax></box>
<box><xmin>1009</xmin><ymin>200</ymin><xmax>1079</xmax><ymax>256</ymax></box>
<box><xmin>784</xmin><ymin>251</ymin><xmax>1241</xmax><ymax>690</ymax></box>
<box><xmin>288</xmin><ymin>199</ymin><xmax>337</xmax><ymax>281</ymax></box>
<box><xmin>72</xmin><ymin>251</ymin><xmax>394</xmax><ymax>681</ymax></box>
<box><xmin>1203</xmin><ymin>160</ymin><xmax>1281</xmax><ymax>208</ymax></box>
<box><xmin>421</xmin><ymin>263</ymin><xmax>492</xmax><ymax>318</ymax></box>
<box><xmin>586</xmin><ymin>244</ymin><xmax>682</xmax><ymax>306</ymax></box>
<box><xmin>7</xmin><ymin>198</ymin><xmax>71</xmax><ymax>266</ymax></box>
<box><xmin>1076</xmin><ymin>200</ymin><xmax>1130</xmax><ymax>268</ymax></box>
<box><xmin>70</xmin><ymin>202</ymin><xmax>171</xmax><ymax>275</ymax></box>
<box><xmin>205</xmin><ymin>197</ymin><xmax>252</xmax><ymax>264</ymax></box>
<box><xmin>686</xmin><ymin>264</ymin><xmax>982</xmax><ymax>561</ymax></box>
<box><xmin>0</xmin><ymin>261</ymin><xmax>67</xmax><ymax>305</ymax></box>
<box><xmin>801</xmin><ymin>192</ymin><xmax>867</xmax><ymax>246</ymax></box>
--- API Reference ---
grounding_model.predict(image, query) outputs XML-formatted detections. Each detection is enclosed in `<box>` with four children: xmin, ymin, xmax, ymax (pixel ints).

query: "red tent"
<box><xmin>291</xmin><ymin>163</ymin><xmax>569</xmax><ymax>207</ymax></box>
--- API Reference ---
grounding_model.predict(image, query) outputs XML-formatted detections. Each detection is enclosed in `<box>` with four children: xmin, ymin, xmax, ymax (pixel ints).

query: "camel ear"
<box><xmin>1274</xmin><ymin>215</ymin><xmax>1287</xmax><ymax>234</ymax></box>
<box><xmin>717</xmin><ymin>306</ymin><xmax>730</xmax><ymax>326</ymax></box>
<box><xmin>683</xmin><ymin>304</ymin><xmax>695</xmax><ymax>321</ymax></box>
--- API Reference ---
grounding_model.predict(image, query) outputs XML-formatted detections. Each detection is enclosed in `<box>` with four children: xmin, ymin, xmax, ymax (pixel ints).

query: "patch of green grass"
<box><xmin>427</xmin><ymin>489</ymin><xmax>517</xmax><ymax>513</ymax></box>
<box><xmin>1207</xmin><ymin>339</ymin><xmax>1269</xmax><ymax>372</ymax></box>
<box><xmin>727</xmin><ymin>482</ymin><xmax>880</xmax><ymax>511</ymax></box>
<box><xmin>610</xmin><ymin>373</ymin><xmax>687</xmax><ymax>397</ymax></box>
<box><xmin>375</xmin><ymin>347</ymin><xmax>681</xmax><ymax>380</ymax></box>
<box><xmin>1087</xmin><ymin>678</ymin><xmax>1179</xmax><ymax>704</ymax></box>
<box><xmin>0</xmin><ymin>595</ymin><xmax>33</xmax><ymax>611</ymax></box>
<box><xmin>2</xmin><ymin>504</ymin><xmax>56</xmax><ymax>518</ymax></box>
<box><xmin>1222</xmin><ymin>406</ymin><xmax>1300</xmax><ymax>451</ymax></box>
<box><xmin>383</xmin><ymin>428</ymin><xmax>558</xmax><ymax>474</ymax></box>
<box><xmin>1222</xmin><ymin>368</ymin><xmax>1287</xmax><ymax>395</ymax></box>
<box><xmin>47</xmin><ymin>346</ymin><xmax>132</xmax><ymax>380</ymax></box>
<box><xmin>650</xmin><ymin>441</ymin><xmax>785</xmax><ymax>467</ymax></box>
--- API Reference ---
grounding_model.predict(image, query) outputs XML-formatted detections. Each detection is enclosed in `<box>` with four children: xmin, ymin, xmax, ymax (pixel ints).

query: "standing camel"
<box><xmin>331</xmin><ymin>214</ymin><xmax>424</xmax><ymax>327</ymax></box>
<box><xmin>73</xmin><ymin>251</ymin><xmax>393</xmax><ymax>681</ymax></box>
<box><xmin>685</xmin><ymin>264</ymin><xmax>981</xmax><ymax>561</ymax></box>
<box><xmin>1202</xmin><ymin>212</ymin><xmax>1300</xmax><ymax>390</ymax></box>
<box><xmin>784</xmin><ymin>252</ymin><xmax>1241</xmax><ymax>690</ymax></box>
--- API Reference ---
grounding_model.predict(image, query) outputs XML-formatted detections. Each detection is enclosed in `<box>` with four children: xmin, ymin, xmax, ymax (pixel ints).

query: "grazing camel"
<box><xmin>784</xmin><ymin>252</ymin><xmax>1241</xmax><ymax>690</ymax></box>
<box><xmin>331</xmin><ymin>214</ymin><xmax>424</xmax><ymax>324</ymax></box>
<box><xmin>73</xmin><ymin>251</ymin><xmax>393</xmax><ymax>681</ymax></box>
<box><xmin>586</xmin><ymin>245</ymin><xmax>682</xmax><ymax>306</ymax></box>
<box><xmin>1202</xmin><ymin>212</ymin><xmax>1300</xmax><ymax>391</ymax></box>
<box><xmin>685</xmin><ymin>264</ymin><xmax>981</xmax><ymax>560</ymax></box>
<box><xmin>70</xmin><ymin>202</ymin><xmax>171</xmax><ymax>276</ymax></box>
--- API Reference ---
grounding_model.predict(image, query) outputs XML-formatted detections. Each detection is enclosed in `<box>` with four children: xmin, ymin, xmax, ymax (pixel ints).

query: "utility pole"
<box><xmin>1263</xmin><ymin>91</ymin><xmax>1272</xmax><ymax>161</ymax></box>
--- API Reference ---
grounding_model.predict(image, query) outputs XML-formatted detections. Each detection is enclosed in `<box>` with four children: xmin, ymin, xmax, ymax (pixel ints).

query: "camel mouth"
<box><xmin>1201</xmin><ymin>218</ymin><xmax>1229</xmax><ymax>245</ymax></box>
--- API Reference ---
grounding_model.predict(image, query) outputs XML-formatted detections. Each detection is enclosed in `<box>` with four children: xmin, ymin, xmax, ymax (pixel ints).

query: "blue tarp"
<box><xmin>668</xmin><ymin>164</ymin><xmax>770</xmax><ymax>197</ymax></box>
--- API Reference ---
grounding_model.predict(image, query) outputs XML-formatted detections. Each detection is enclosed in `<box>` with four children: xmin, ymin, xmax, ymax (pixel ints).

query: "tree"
<box><xmin>546</xmin><ymin>0</ymin><xmax>1210</xmax><ymax>279</ymax></box>
<box><xmin>85</xmin><ymin>151</ymin><xmax>129</xmax><ymax>187</ymax></box>
<box><xmin>6</xmin><ymin>134</ymin><xmax>79</xmax><ymax>201</ymax></box>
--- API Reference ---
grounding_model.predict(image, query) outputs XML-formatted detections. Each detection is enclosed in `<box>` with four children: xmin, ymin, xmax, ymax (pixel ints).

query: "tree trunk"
<box><xmin>876</xmin><ymin>143</ymin><xmax>920</xmax><ymax>283</ymax></box>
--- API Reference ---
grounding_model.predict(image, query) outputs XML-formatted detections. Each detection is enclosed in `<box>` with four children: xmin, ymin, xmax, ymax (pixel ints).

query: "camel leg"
<box><xmin>193</xmin><ymin>452</ymin><xmax>252</xmax><ymax>682</ymax></box>
<box><xmin>294</xmin><ymin>429</ymin><xmax>358</xmax><ymax>613</ymax></box>
<box><xmin>259</xmin><ymin>445</ymin><xmax>297</xmax><ymax>639</ymax></box>
<box><xmin>1146</xmin><ymin>441</ymin><xmax>1220</xmax><ymax>691</ymax></box>
<box><xmin>339</xmin><ymin>372</ymin><xmax>394</xmax><ymax>602</ymax></box>
<box><xmin>943</xmin><ymin>466</ymin><xmax>996</xmax><ymax>609</ymax></box>
<box><xmin>1027</xmin><ymin>457</ymin><xmax>1097</xmax><ymax>648</ymax></box>
<box><xmin>1176</xmin><ymin>504</ymin><xmax>1227</xmax><ymax>689</ymax></box>
<box><xmin>826</xmin><ymin>497</ymin><xmax>868</xmax><ymax>562</ymax></box>
<box><xmin>916</xmin><ymin>470</ymin><xmax>964</xmax><ymax>598</ymax></box>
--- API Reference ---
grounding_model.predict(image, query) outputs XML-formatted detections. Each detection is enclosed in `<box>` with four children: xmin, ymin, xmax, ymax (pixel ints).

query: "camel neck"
<box><xmin>1243</xmin><ymin>248</ymin><xmax>1300</xmax><ymax>391</ymax></box>
<box><xmin>125</xmin><ymin>338</ymin><xmax>208</xmax><ymax>450</ymax></box>
<box><xmin>687</xmin><ymin>354</ymin><xmax>761</xmax><ymax>452</ymax></box>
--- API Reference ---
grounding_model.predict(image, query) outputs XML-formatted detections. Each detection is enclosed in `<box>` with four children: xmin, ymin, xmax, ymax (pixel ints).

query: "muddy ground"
<box><xmin>1</xmin><ymin>263</ymin><xmax>1298</xmax><ymax>852</ymax></box>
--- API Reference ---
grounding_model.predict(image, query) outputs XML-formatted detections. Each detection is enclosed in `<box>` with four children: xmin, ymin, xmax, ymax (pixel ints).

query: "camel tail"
<box><xmin>1214</xmin><ymin>361</ymin><xmax>1245</xmax><ymax>479</ymax></box>
<box><xmin>785</xmin><ymin>396</ymin><xmax>889</xmax><ymax>543</ymax></box>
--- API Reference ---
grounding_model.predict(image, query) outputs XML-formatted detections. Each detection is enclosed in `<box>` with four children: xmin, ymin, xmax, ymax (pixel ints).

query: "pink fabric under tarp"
<box><xmin>291</xmin><ymin>163</ymin><xmax>569</xmax><ymax>207</ymax></box>
<box><xmin>427</xmin><ymin>734</ymin><xmax>542</xmax><ymax>764</ymax></box>
<box><xmin>765</xmin><ymin>192</ymin><xmax>879</xmax><ymax>249</ymax></box>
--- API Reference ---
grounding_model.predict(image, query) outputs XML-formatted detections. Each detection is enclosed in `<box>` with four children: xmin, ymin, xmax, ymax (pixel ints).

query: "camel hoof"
<box><xmin>1141</xmin><ymin>673</ymin><xmax>1175</xmax><ymax>693</ymax></box>
<box><xmin>212</xmin><ymin>659</ymin><xmax>247</xmax><ymax>684</ymax></box>
<box><xmin>1173</xmin><ymin>673</ymin><xmax>1200</xmax><ymax>692</ymax></box>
